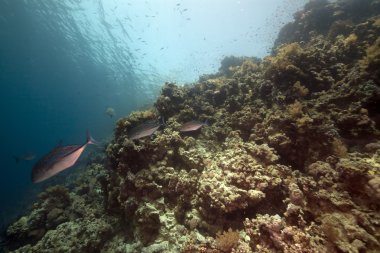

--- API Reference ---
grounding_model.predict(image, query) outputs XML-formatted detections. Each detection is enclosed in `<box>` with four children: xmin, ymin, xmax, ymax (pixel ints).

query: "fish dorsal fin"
<box><xmin>57</xmin><ymin>139</ymin><xmax>63</xmax><ymax>147</ymax></box>
<box><xmin>86</xmin><ymin>130</ymin><xmax>97</xmax><ymax>145</ymax></box>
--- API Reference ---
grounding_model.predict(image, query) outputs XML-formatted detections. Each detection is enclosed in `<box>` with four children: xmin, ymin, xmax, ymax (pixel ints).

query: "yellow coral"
<box><xmin>129</xmin><ymin>109</ymin><xmax>156</xmax><ymax>120</ymax></box>
<box><xmin>263</xmin><ymin>43</ymin><xmax>303</xmax><ymax>78</ymax></box>
<box><xmin>206</xmin><ymin>78</ymin><xmax>225</xmax><ymax>87</ymax></box>
<box><xmin>293</xmin><ymin>81</ymin><xmax>309</xmax><ymax>97</ymax></box>
<box><xmin>277</xmin><ymin>43</ymin><xmax>303</xmax><ymax>58</ymax></box>
<box><xmin>332</xmin><ymin>138</ymin><xmax>348</xmax><ymax>158</ymax></box>
<box><xmin>233</xmin><ymin>60</ymin><xmax>258</xmax><ymax>77</ymax></box>
<box><xmin>215</xmin><ymin>228</ymin><xmax>240</xmax><ymax>252</ymax></box>
<box><xmin>265</xmin><ymin>43</ymin><xmax>302</xmax><ymax>67</ymax></box>
<box><xmin>373</xmin><ymin>17</ymin><xmax>380</xmax><ymax>27</ymax></box>
<box><xmin>364</xmin><ymin>153</ymin><xmax>380</xmax><ymax>176</ymax></box>
<box><xmin>288</xmin><ymin>100</ymin><xmax>303</xmax><ymax>118</ymax></box>
<box><xmin>296</xmin><ymin>115</ymin><xmax>313</xmax><ymax>133</ymax></box>
<box><xmin>343</xmin><ymin>33</ymin><xmax>357</xmax><ymax>47</ymax></box>
<box><xmin>360</xmin><ymin>37</ymin><xmax>380</xmax><ymax>71</ymax></box>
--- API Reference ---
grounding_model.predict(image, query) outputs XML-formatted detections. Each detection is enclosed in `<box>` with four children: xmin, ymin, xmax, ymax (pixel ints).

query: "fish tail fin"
<box><xmin>86</xmin><ymin>130</ymin><xmax>98</xmax><ymax>145</ymax></box>
<box><xmin>13</xmin><ymin>156</ymin><xmax>19</xmax><ymax>163</ymax></box>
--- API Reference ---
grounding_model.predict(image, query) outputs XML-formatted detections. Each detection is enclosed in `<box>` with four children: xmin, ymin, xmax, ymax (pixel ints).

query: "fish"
<box><xmin>13</xmin><ymin>152</ymin><xmax>36</xmax><ymax>163</ymax></box>
<box><xmin>179</xmin><ymin>120</ymin><xmax>208</xmax><ymax>132</ymax></box>
<box><xmin>105</xmin><ymin>107</ymin><xmax>115</xmax><ymax>118</ymax></box>
<box><xmin>128</xmin><ymin>120</ymin><xmax>163</xmax><ymax>140</ymax></box>
<box><xmin>31</xmin><ymin>131</ymin><xmax>95</xmax><ymax>183</ymax></box>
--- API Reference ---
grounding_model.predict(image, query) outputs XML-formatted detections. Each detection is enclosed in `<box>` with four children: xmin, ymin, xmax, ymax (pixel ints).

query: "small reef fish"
<box><xmin>128</xmin><ymin>120</ymin><xmax>163</xmax><ymax>140</ymax></box>
<box><xmin>179</xmin><ymin>120</ymin><xmax>208</xmax><ymax>132</ymax></box>
<box><xmin>105</xmin><ymin>107</ymin><xmax>116</xmax><ymax>118</ymax></box>
<box><xmin>31</xmin><ymin>131</ymin><xmax>96</xmax><ymax>183</ymax></box>
<box><xmin>13</xmin><ymin>152</ymin><xmax>36</xmax><ymax>163</ymax></box>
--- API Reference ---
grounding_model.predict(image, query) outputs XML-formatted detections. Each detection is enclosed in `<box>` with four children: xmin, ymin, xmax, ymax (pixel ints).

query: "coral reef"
<box><xmin>5</xmin><ymin>0</ymin><xmax>380</xmax><ymax>252</ymax></box>
<box><xmin>5</xmin><ymin>164</ymin><xmax>117</xmax><ymax>253</ymax></box>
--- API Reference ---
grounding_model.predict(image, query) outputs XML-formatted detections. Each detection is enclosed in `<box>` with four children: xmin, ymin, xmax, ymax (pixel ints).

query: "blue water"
<box><xmin>0</xmin><ymin>0</ymin><xmax>307</xmax><ymax>227</ymax></box>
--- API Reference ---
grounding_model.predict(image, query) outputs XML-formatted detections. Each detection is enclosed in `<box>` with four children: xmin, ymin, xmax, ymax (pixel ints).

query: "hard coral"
<box><xmin>215</xmin><ymin>228</ymin><xmax>240</xmax><ymax>252</ymax></box>
<box><xmin>6</xmin><ymin>0</ymin><xmax>380</xmax><ymax>252</ymax></box>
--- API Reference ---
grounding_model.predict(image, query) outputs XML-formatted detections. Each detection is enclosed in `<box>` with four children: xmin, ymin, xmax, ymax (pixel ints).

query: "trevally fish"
<box><xmin>179</xmin><ymin>120</ymin><xmax>208</xmax><ymax>132</ymax></box>
<box><xmin>128</xmin><ymin>119</ymin><xmax>163</xmax><ymax>140</ymax></box>
<box><xmin>13</xmin><ymin>152</ymin><xmax>36</xmax><ymax>163</ymax></box>
<box><xmin>31</xmin><ymin>131</ymin><xmax>95</xmax><ymax>183</ymax></box>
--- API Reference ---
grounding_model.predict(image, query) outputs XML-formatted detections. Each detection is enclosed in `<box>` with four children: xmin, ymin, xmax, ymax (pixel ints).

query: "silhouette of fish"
<box><xmin>31</xmin><ymin>131</ymin><xmax>95</xmax><ymax>183</ymax></box>
<box><xmin>13</xmin><ymin>152</ymin><xmax>36</xmax><ymax>163</ymax></box>
<box><xmin>128</xmin><ymin>120</ymin><xmax>162</xmax><ymax>140</ymax></box>
<box><xmin>105</xmin><ymin>107</ymin><xmax>116</xmax><ymax>118</ymax></box>
<box><xmin>179</xmin><ymin>120</ymin><xmax>208</xmax><ymax>132</ymax></box>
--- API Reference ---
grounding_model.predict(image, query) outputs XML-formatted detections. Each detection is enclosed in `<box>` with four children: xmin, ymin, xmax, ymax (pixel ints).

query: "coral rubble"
<box><xmin>5</xmin><ymin>0</ymin><xmax>380</xmax><ymax>252</ymax></box>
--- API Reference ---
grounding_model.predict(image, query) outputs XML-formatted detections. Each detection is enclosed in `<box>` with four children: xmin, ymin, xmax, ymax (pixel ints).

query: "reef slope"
<box><xmin>5</xmin><ymin>0</ymin><xmax>380</xmax><ymax>252</ymax></box>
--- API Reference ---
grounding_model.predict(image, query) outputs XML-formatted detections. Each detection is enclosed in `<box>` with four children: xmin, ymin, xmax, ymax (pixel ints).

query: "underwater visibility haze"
<box><xmin>1</xmin><ymin>0</ymin><xmax>380</xmax><ymax>252</ymax></box>
<box><xmin>0</xmin><ymin>0</ymin><xmax>306</xmax><ymax>220</ymax></box>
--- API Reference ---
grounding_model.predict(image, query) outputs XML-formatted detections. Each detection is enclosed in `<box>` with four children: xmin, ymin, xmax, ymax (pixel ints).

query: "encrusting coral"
<box><xmin>4</xmin><ymin>0</ymin><xmax>380</xmax><ymax>252</ymax></box>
